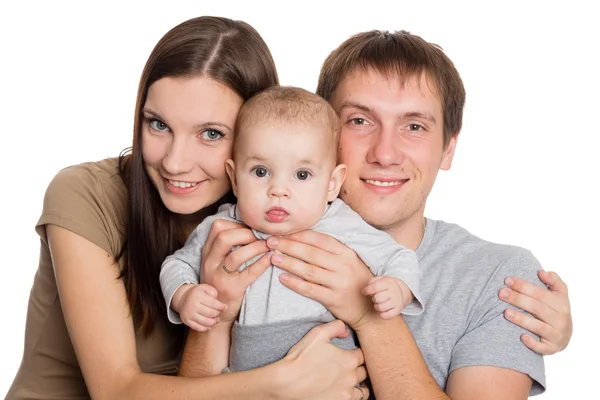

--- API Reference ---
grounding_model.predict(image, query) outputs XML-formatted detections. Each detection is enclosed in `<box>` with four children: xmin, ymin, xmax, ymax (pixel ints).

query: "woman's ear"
<box><xmin>327</xmin><ymin>164</ymin><xmax>347</xmax><ymax>202</ymax></box>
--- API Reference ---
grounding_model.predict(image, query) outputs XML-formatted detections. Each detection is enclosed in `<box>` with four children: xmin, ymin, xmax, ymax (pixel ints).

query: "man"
<box><xmin>269</xmin><ymin>30</ymin><xmax>572</xmax><ymax>398</ymax></box>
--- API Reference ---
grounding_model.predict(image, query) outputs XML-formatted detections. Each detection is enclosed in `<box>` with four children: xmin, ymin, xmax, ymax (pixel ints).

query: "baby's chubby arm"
<box><xmin>159</xmin><ymin>208</ymin><xmax>235</xmax><ymax>324</ymax></box>
<box><xmin>160</xmin><ymin>224</ymin><xmax>209</xmax><ymax>324</ymax></box>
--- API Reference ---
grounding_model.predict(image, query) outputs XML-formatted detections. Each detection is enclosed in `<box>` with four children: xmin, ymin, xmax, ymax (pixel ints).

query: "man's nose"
<box><xmin>367</xmin><ymin>125</ymin><xmax>405</xmax><ymax>167</ymax></box>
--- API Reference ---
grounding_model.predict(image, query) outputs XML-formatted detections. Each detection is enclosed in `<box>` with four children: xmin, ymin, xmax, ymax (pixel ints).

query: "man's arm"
<box><xmin>270</xmin><ymin>232</ymin><xmax>545</xmax><ymax>399</ymax></box>
<box><xmin>356</xmin><ymin>315</ymin><xmax>534</xmax><ymax>400</ymax></box>
<box><xmin>354</xmin><ymin>314</ymin><xmax>449</xmax><ymax>400</ymax></box>
<box><xmin>446</xmin><ymin>366</ymin><xmax>532</xmax><ymax>399</ymax></box>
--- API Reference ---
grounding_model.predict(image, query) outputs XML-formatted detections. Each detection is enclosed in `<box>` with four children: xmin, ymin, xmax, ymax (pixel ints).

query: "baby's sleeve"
<box><xmin>313</xmin><ymin>200</ymin><xmax>423</xmax><ymax>315</ymax></box>
<box><xmin>159</xmin><ymin>220</ymin><xmax>210</xmax><ymax>324</ymax></box>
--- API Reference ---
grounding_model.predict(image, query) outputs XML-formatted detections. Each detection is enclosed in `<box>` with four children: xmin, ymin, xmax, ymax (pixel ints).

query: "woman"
<box><xmin>6</xmin><ymin>16</ymin><xmax>366</xmax><ymax>400</ymax></box>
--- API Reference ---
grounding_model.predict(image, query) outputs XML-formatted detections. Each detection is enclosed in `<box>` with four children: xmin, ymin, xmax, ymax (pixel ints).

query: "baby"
<box><xmin>160</xmin><ymin>86</ymin><xmax>423</xmax><ymax>372</ymax></box>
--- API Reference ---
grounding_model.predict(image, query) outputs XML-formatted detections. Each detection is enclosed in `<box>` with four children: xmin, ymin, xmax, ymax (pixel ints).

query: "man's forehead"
<box><xmin>332</xmin><ymin>68</ymin><xmax>443</xmax><ymax>118</ymax></box>
<box><xmin>342</xmin><ymin>68</ymin><xmax>438</xmax><ymax>96</ymax></box>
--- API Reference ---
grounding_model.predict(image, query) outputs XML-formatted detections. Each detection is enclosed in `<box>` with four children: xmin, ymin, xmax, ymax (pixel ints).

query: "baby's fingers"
<box><xmin>200</xmin><ymin>295</ymin><xmax>228</xmax><ymax>312</ymax></box>
<box><xmin>371</xmin><ymin>290</ymin><xmax>391</xmax><ymax>304</ymax></box>
<box><xmin>182</xmin><ymin>312</ymin><xmax>220</xmax><ymax>332</ymax></box>
<box><xmin>363</xmin><ymin>276</ymin><xmax>390</xmax><ymax>296</ymax></box>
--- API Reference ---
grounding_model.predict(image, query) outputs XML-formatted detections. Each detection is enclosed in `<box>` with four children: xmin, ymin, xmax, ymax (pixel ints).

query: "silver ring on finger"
<box><xmin>221</xmin><ymin>260</ymin><xmax>234</xmax><ymax>274</ymax></box>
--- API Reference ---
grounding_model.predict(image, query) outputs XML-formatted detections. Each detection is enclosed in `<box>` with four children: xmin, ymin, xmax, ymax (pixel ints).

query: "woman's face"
<box><xmin>142</xmin><ymin>76</ymin><xmax>243</xmax><ymax>215</ymax></box>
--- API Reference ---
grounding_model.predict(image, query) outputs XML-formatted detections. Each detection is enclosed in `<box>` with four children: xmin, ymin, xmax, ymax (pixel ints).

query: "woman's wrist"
<box><xmin>264</xmin><ymin>358</ymin><xmax>295</xmax><ymax>399</ymax></box>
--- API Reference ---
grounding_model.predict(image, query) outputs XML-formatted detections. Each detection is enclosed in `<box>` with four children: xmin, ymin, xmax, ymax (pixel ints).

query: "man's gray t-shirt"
<box><xmin>404</xmin><ymin>218</ymin><xmax>546</xmax><ymax>395</ymax></box>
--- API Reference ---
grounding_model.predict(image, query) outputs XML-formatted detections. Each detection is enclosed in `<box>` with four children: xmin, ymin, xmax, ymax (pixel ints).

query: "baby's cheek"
<box><xmin>295</xmin><ymin>202</ymin><xmax>326</xmax><ymax>230</ymax></box>
<box><xmin>240</xmin><ymin>199</ymin><xmax>269</xmax><ymax>227</ymax></box>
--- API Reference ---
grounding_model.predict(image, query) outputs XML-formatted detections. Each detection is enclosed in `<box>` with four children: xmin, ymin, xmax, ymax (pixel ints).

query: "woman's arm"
<box><xmin>499</xmin><ymin>270</ymin><xmax>572</xmax><ymax>354</ymax></box>
<box><xmin>50</xmin><ymin>224</ymin><xmax>368</xmax><ymax>399</ymax></box>
<box><xmin>182</xmin><ymin>319</ymin><xmax>369</xmax><ymax>399</ymax></box>
<box><xmin>181</xmin><ymin>219</ymin><xmax>273</xmax><ymax>375</ymax></box>
<box><xmin>48</xmin><ymin>224</ymin><xmax>271</xmax><ymax>399</ymax></box>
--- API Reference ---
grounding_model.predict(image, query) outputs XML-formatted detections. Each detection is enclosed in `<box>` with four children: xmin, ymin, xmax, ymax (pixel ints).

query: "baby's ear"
<box><xmin>327</xmin><ymin>164</ymin><xmax>347</xmax><ymax>201</ymax></box>
<box><xmin>225</xmin><ymin>159</ymin><xmax>238</xmax><ymax>196</ymax></box>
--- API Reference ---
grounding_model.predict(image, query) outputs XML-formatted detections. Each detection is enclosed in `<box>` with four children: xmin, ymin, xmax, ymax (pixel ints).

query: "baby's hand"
<box><xmin>174</xmin><ymin>284</ymin><xmax>228</xmax><ymax>332</ymax></box>
<box><xmin>362</xmin><ymin>276</ymin><xmax>413</xmax><ymax>319</ymax></box>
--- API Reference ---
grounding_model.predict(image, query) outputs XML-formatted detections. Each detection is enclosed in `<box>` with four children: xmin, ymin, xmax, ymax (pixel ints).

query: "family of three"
<box><xmin>7</xmin><ymin>15</ymin><xmax>572</xmax><ymax>400</ymax></box>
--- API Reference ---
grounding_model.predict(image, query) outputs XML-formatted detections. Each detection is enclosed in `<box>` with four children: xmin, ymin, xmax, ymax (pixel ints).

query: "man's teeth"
<box><xmin>364</xmin><ymin>179</ymin><xmax>403</xmax><ymax>187</ymax></box>
<box><xmin>169</xmin><ymin>180</ymin><xmax>198</xmax><ymax>188</ymax></box>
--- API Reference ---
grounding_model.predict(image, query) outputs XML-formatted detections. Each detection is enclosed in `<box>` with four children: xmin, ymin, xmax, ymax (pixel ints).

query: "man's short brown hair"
<box><xmin>317</xmin><ymin>30</ymin><xmax>466</xmax><ymax>148</ymax></box>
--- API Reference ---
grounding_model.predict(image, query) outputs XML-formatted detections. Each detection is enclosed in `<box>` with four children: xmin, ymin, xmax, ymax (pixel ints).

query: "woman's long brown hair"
<box><xmin>118</xmin><ymin>16</ymin><xmax>279</xmax><ymax>336</ymax></box>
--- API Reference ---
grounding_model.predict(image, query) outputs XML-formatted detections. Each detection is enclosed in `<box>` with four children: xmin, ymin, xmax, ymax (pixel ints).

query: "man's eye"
<box><xmin>350</xmin><ymin>118</ymin><xmax>367</xmax><ymax>125</ymax></box>
<box><xmin>408</xmin><ymin>124</ymin><xmax>424</xmax><ymax>131</ymax></box>
<box><xmin>252</xmin><ymin>167</ymin><xmax>269</xmax><ymax>177</ymax></box>
<box><xmin>296</xmin><ymin>170</ymin><xmax>311</xmax><ymax>180</ymax></box>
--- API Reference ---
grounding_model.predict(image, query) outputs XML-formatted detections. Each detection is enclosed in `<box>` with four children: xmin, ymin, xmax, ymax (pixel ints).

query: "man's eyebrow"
<box><xmin>403</xmin><ymin>111</ymin><xmax>437</xmax><ymax>124</ymax></box>
<box><xmin>142</xmin><ymin>108</ymin><xmax>233</xmax><ymax>131</ymax></box>
<box><xmin>338</xmin><ymin>101</ymin><xmax>373</xmax><ymax>113</ymax></box>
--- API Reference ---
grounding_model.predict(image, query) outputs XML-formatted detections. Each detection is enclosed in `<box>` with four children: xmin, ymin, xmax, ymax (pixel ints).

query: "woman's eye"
<box><xmin>296</xmin><ymin>170</ymin><xmax>311</xmax><ymax>180</ymax></box>
<box><xmin>149</xmin><ymin>119</ymin><xmax>169</xmax><ymax>131</ymax></box>
<box><xmin>202</xmin><ymin>129</ymin><xmax>224</xmax><ymax>140</ymax></box>
<box><xmin>252</xmin><ymin>167</ymin><xmax>269</xmax><ymax>178</ymax></box>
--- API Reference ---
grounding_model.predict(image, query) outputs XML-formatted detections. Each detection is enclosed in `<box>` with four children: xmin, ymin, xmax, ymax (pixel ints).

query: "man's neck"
<box><xmin>384</xmin><ymin>212</ymin><xmax>426</xmax><ymax>251</ymax></box>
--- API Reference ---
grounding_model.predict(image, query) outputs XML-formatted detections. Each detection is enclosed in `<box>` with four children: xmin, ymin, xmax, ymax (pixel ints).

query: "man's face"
<box><xmin>330</xmin><ymin>69</ymin><xmax>457</xmax><ymax>234</ymax></box>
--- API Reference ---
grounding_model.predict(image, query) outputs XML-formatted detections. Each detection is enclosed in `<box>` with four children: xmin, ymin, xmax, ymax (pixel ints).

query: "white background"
<box><xmin>1</xmin><ymin>1</ymin><xmax>598</xmax><ymax>398</ymax></box>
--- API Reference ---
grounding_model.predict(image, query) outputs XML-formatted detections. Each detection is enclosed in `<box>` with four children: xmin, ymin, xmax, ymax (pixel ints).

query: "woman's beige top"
<box><xmin>6</xmin><ymin>158</ymin><xmax>183</xmax><ymax>399</ymax></box>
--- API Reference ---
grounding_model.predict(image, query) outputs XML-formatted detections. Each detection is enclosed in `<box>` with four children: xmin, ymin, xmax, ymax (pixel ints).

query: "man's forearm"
<box><xmin>356</xmin><ymin>315</ymin><xmax>449</xmax><ymax>400</ymax></box>
<box><xmin>179</xmin><ymin>323</ymin><xmax>232</xmax><ymax>377</ymax></box>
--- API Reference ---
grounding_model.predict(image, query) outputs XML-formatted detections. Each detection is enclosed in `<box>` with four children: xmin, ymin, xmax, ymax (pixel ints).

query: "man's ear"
<box><xmin>327</xmin><ymin>164</ymin><xmax>347</xmax><ymax>201</ymax></box>
<box><xmin>440</xmin><ymin>134</ymin><xmax>458</xmax><ymax>171</ymax></box>
<box><xmin>225</xmin><ymin>159</ymin><xmax>238</xmax><ymax>196</ymax></box>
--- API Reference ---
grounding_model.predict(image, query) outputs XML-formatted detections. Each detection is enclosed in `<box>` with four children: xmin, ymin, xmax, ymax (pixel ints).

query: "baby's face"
<box><xmin>227</xmin><ymin>121</ymin><xmax>344</xmax><ymax>236</ymax></box>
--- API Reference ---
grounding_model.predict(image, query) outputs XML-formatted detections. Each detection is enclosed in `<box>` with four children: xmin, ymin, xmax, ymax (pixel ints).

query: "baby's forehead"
<box><xmin>236</xmin><ymin>123</ymin><xmax>336</xmax><ymax>164</ymax></box>
<box><xmin>243</xmin><ymin>118</ymin><xmax>335</xmax><ymax>143</ymax></box>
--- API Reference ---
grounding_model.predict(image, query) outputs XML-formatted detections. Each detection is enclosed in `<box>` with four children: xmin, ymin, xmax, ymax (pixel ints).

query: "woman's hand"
<box><xmin>200</xmin><ymin>219</ymin><xmax>273</xmax><ymax>323</ymax></box>
<box><xmin>499</xmin><ymin>270</ymin><xmax>572</xmax><ymax>355</ymax></box>
<box><xmin>266</xmin><ymin>230</ymin><xmax>375</xmax><ymax>330</ymax></box>
<box><xmin>274</xmin><ymin>320</ymin><xmax>369</xmax><ymax>400</ymax></box>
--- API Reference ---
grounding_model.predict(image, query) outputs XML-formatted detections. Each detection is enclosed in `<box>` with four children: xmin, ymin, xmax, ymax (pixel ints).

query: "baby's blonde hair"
<box><xmin>234</xmin><ymin>86</ymin><xmax>340</xmax><ymax>158</ymax></box>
